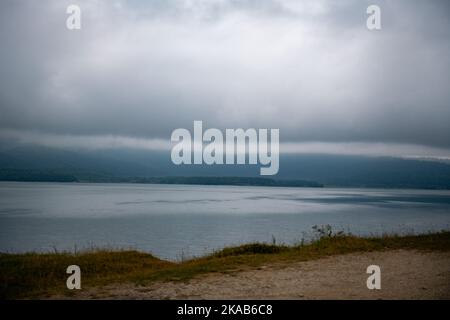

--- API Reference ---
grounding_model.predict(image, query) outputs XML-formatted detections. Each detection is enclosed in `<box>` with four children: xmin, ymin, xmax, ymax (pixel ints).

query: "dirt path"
<box><xmin>59</xmin><ymin>250</ymin><xmax>450</xmax><ymax>299</ymax></box>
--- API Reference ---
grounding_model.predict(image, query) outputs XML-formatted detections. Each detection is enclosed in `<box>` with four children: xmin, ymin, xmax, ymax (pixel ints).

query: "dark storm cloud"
<box><xmin>0</xmin><ymin>0</ymin><xmax>450</xmax><ymax>154</ymax></box>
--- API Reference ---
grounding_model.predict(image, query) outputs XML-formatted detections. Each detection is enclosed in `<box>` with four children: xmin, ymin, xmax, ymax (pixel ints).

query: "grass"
<box><xmin>1</xmin><ymin>230</ymin><xmax>450</xmax><ymax>299</ymax></box>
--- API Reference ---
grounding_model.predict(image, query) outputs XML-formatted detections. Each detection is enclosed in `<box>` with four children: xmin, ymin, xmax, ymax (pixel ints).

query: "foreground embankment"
<box><xmin>1</xmin><ymin>232</ymin><xmax>449</xmax><ymax>299</ymax></box>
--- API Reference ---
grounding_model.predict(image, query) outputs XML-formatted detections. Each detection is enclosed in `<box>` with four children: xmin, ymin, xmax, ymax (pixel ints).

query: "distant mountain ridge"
<box><xmin>0</xmin><ymin>171</ymin><xmax>322</xmax><ymax>188</ymax></box>
<box><xmin>1</xmin><ymin>145</ymin><xmax>450</xmax><ymax>189</ymax></box>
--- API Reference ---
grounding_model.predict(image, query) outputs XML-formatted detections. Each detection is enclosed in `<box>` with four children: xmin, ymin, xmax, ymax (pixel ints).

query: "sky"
<box><xmin>1</xmin><ymin>0</ymin><xmax>450</xmax><ymax>158</ymax></box>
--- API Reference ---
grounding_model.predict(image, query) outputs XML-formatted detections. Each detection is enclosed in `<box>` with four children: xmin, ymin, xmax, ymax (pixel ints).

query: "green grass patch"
<box><xmin>1</xmin><ymin>231</ymin><xmax>449</xmax><ymax>299</ymax></box>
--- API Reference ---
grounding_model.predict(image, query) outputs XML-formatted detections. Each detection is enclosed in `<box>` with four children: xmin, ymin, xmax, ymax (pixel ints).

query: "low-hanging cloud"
<box><xmin>0</xmin><ymin>0</ymin><xmax>450</xmax><ymax>156</ymax></box>
<box><xmin>3</xmin><ymin>128</ymin><xmax>450</xmax><ymax>161</ymax></box>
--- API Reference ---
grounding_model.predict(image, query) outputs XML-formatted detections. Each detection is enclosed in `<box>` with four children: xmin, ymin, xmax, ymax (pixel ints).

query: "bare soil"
<box><xmin>54</xmin><ymin>249</ymin><xmax>450</xmax><ymax>300</ymax></box>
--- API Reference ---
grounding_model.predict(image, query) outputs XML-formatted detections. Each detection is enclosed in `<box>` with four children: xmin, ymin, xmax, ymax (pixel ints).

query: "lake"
<box><xmin>0</xmin><ymin>182</ymin><xmax>449</xmax><ymax>260</ymax></box>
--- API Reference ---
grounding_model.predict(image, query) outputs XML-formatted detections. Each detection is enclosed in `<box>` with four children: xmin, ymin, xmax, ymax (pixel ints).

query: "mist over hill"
<box><xmin>1</xmin><ymin>145</ymin><xmax>450</xmax><ymax>189</ymax></box>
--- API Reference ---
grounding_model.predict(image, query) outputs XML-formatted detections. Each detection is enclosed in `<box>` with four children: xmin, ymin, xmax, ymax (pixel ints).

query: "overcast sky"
<box><xmin>1</xmin><ymin>0</ymin><xmax>450</xmax><ymax>157</ymax></box>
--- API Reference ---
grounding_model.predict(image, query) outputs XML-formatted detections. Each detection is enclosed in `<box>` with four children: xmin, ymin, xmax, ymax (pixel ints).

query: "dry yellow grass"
<box><xmin>1</xmin><ymin>231</ymin><xmax>449</xmax><ymax>299</ymax></box>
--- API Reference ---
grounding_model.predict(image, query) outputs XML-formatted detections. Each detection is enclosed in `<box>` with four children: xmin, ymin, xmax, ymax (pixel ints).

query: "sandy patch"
<box><xmin>53</xmin><ymin>250</ymin><xmax>450</xmax><ymax>300</ymax></box>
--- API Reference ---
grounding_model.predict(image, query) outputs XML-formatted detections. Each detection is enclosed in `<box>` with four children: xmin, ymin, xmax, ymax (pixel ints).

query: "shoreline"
<box><xmin>3</xmin><ymin>180</ymin><xmax>450</xmax><ymax>191</ymax></box>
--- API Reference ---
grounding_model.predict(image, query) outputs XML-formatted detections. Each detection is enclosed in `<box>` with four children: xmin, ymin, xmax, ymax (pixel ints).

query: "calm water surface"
<box><xmin>1</xmin><ymin>182</ymin><xmax>449</xmax><ymax>260</ymax></box>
